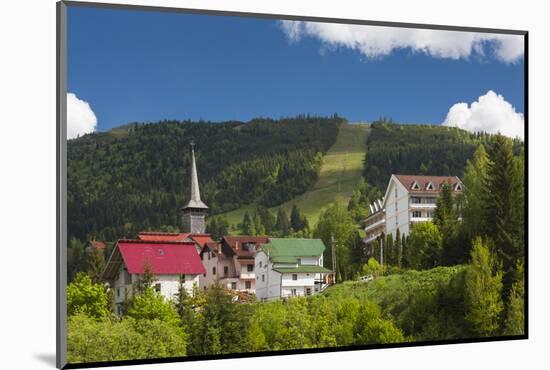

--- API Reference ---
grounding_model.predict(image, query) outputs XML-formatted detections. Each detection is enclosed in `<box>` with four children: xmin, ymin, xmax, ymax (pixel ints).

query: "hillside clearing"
<box><xmin>220</xmin><ymin>123</ymin><xmax>370</xmax><ymax>230</ymax></box>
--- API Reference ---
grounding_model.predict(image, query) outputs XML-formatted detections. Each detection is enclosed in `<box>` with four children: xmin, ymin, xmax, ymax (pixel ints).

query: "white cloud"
<box><xmin>67</xmin><ymin>92</ymin><xmax>97</xmax><ymax>139</ymax></box>
<box><xmin>442</xmin><ymin>90</ymin><xmax>524</xmax><ymax>139</ymax></box>
<box><xmin>279</xmin><ymin>21</ymin><xmax>524</xmax><ymax>63</ymax></box>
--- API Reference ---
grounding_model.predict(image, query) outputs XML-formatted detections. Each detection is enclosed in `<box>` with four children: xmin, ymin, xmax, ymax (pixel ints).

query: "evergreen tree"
<box><xmin>464</xmin><ymin>237</ymin><xmax>504</xmax><ymax>337</ymax></box>
<box><xmin>136</xmin><ymin>259</ymin><xmax>156</xmax><ymax>295</ymax></box>
<box><xmin>395</xmin><ymin>228</ymin><xmax>402</xmax><ymax>267</ymax></box>
<box><xmin>290</xmin><ymin>205</ymin><xmax>302</xmax><ymax>232</ymax></box>
<box><xmin>86</xmin><ymin>247</ymin><xmax>106</xmax><ymax>284</ymax></box>
<box><xmin>256</xmin><ymin>205</ymin><xmax>275</xmax><ymax>234</ymax></box>
<box><xmin>401</xmin><ymin>234</ymin><xmax>408</xmax><ymax>268</ymax></box>
<box><xmin>252</xmin><ymin>212</ymin><xmax>265</xmax><ymax>236</ymax></box>
<box><xmin>503</xmin><ymin>263</ymin><xmax>525</xmax><ymax>336</ymax></box>
<box><xmin>275</xmin><ymin>208</ymin><xmax>290</xmax><ymax>236</ymax></box>
<box><xmin>407</xmin><ymin>222</ymin><xmax>443</xmax><ymax>270</ymax></box>
<box><xmin>241</xmin><ymin>211</ymin><xmax>253</xmax><ymax>235</ymax></box>
<box><xmin>462</xmin><ymin>144</ymin><xmax>490</xmax><ymax>239</ymax></box>
<box><xmin>175</xmin><ymin>274</ymin><xmax>195</xmax><ymax>331</ymax></box>
<box><xmin>483</xmin><ymin>135</ymin><xmax>524</xmax><ymax>300</ymax></box>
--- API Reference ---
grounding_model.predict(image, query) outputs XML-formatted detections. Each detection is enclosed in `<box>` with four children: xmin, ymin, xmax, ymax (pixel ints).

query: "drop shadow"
<box><xmin>34</xmin><ymin>353</ymin><xmax>57</xmax><ymax>367</ymax></box>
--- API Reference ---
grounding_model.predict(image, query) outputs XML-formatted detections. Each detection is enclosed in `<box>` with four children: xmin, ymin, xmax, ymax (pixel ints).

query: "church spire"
<box><xmin>183</xmin><ymin>142</ymin><xmax>208</xmax><ymax>210</ymax></box>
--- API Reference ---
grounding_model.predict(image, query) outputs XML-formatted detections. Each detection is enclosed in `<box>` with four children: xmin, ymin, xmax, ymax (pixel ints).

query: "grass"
<box><xmin>220</xmin><ymin>123</ymin><xmax>370</xmax><ymax>231</ymax></box>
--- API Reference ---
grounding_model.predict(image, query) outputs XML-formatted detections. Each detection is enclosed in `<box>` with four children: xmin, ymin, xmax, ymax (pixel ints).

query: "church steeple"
<box><xmin>181</xmin><ymin>142</ymin><xmax>208</xmax><ymax>233</ymax></box>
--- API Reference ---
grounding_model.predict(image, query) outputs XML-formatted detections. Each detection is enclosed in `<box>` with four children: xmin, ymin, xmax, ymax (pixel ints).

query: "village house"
<box><xmin>199</xmin><ymin>236</ymin><xmax>269</xmax><ymax>293</ymax></box>
<box><xmin>102</xmin><ymin>239</ymin><xmax>205</xmax><ymax>315</ymax></box>
<box><xmin>255</xmin><ymin>238</ymin><xmax>332</xmax><ymax>301</ymax></box>
<box><xmin>364</xmin><ymin>174</ymin><xmax>463</xmax><ymax>248</ymax></box>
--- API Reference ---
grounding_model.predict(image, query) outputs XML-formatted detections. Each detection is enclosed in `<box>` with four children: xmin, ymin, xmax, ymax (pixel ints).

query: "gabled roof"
<box><xmin>189</xmin><ymin>234</ymin><xmax>214</xmax><ymax>248</ymax></box>
<box><xmin>221</xmin><ymin>236</ymin><xmax>269</xmax><ymax>258</ymax></box>
<box><xmin>109</xmin><ymin>239</ymin><xmax>206</xmax><ymax>277</ymax></box>
<box><xmin>393</xmin><ymin>174</ymin><xmax>462</xmax><ymax>193</ymax></box>
<box><xmin>138</xmin><ymin>232</ymin><xmax>191</xmax><ymax>242</ymax></box>
<box><xmin>263</xmin><ymin>238</ymin><xmax>326</xmax><ymax>260</ymax></box>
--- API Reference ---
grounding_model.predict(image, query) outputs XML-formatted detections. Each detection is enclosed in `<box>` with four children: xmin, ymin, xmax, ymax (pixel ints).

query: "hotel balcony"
<box><xmin>364</xmin><ymin>234</ymin><xmax>382</xmax><ymax>244</ymax></box>
<box><xmin>410</xmin><ymin>203</ymin><xmax>437</xmax><ymax>209</ymax></box>
<box><xmin>364</xmin><ymin>218</ymin><xmax>385</xmax><ymax>232</ymax></box>
<box><xmin>411</xmin><ymin>216</ymin><xmax>432</xmax><ymax>223</ymax></box>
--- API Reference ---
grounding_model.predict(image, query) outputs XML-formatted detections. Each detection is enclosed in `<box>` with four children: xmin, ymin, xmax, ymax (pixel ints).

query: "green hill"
<box><xmin>221</xmin><ymin>123</ymin><xmax>370</xmax><ymax>230</ymax></box>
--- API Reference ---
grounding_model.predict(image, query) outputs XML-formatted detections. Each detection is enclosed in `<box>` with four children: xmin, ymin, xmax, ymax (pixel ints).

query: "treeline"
<box><xmin>67</xmin><ymin>272</ymin><xmax>404</xmax><ymax>364</ymax></box>
<box><xmin>68</xmin><ymin>115</ymin><xmax>341</xmax><ymax>242</ymax></box>
<box><xmin>363</xmin><ymin>119</ymin><xmax>523</xmax><ymax>191</ymax></box>
<box><xmin>366</xmin><ymin>134</ymin><xmax>525</xmax><ymax>336</ymax></box>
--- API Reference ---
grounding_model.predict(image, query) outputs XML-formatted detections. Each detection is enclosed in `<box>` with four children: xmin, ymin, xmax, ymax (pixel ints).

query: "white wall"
<box><xmin>255</xmin><ymin>251</ymin><xmax>282</xmax><ymax>300</ymax></box>
<box><xmin>385</xmin><ymin>177</ymin><xmax>411</xmax><ymax>237</ymax></box>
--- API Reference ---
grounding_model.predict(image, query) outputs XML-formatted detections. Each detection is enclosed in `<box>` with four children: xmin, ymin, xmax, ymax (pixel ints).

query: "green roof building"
<box><xmin>255</xmin><ymin>238</ymin><xmax>332</xmax><ymax>301</ymax></box>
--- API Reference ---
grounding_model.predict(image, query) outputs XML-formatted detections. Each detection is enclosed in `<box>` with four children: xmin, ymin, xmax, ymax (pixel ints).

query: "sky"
<box><xmin>67</xmin><ymin>6</ymin><xmax>525</xmax><ymax>139</ymax></box>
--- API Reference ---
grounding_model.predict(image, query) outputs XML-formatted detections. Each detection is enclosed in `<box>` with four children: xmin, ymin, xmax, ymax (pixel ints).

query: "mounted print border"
<box><xmin>57</xmin><ymin>1</ymin><xmax>528</xmax><ymax>368</ymax></box>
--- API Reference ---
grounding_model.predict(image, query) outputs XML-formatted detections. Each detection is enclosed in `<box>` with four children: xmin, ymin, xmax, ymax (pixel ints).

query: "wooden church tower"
<box><xmin>181</xmin><ymin>142</ymin><xmax>208</xmax><ymax>234</ymax></box>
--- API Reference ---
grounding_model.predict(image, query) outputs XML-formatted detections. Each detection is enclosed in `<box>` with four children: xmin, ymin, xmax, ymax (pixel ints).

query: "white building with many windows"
<box><xmin>364</xmin><ymin>174</ymin><xmax>463</xmax><ymax>246</ymax></box>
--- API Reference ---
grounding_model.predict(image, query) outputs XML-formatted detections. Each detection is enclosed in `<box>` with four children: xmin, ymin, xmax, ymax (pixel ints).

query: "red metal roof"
<box><xmin>394</xmin><ymin>174</ymin><xmax>462</xmax><ymax>193</ymax></box>
<box><xmin>137</xmin><ymin>232</ymin><xmax>191</xmax><ymax>242</ymax></box>
<box><xmin>189</xmin><ymin>234</ymin><xmax>214</xmax><ymax>248</ymax></box>
<box><xmin>118</xmin><ymin>239</ymin><xmax>205</xmax><ymax>275</ymax></box>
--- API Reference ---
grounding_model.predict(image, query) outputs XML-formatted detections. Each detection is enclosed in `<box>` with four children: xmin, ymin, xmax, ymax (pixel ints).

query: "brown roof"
<box><xmin>221</xmin><ymin>236</ymin><xmax>269</xmax><ymax>258</ymax></box>
<box><xmin>394</xmin><ymin>174</ymin><xmax>462</xmax><ymax>193</ymax></box>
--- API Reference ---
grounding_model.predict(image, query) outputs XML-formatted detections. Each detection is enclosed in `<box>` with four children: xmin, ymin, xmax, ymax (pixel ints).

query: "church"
<box><xmin>102</xmin><ymin>143</ymin><xmax>332</xmax><ymax>312</ymax></box>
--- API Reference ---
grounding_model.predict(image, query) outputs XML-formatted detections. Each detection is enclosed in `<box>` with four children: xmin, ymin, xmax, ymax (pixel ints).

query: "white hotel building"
<box><xmin>364</xmin><ymin>174</ymin><xmax>463</xmax><ymax>245</ymax></box>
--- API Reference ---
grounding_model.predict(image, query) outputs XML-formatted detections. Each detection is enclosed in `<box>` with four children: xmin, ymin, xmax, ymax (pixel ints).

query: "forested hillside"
<box><xmin>67</xmin><ymin>116</ymin><xmax>341</xmax><ymax>241</ymax></box>
<box><xmin>363</xmin><ymin>120</ymin><xmax>524</xmax><ymax>191</ymax></box>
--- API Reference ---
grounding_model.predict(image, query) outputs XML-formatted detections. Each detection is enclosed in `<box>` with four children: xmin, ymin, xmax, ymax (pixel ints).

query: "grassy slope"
<box><xmin>221</xmin><ymin>123</ymin><xmax>370</xmax><ymax>231</ymax></box>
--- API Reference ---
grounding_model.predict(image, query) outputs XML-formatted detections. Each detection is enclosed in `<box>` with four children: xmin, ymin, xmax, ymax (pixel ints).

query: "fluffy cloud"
<box><xmin>442</xmin><ymin>91</ymin><xmax>524</xmax><ymax>139</ymax></box>
<box><xmin>279</xmin><ymin>21</ymin><xmax>524</xmax><ymax>63</ymax></box>
<box><xmin>67</xmin><ymin>92</ymin><xmax>97</xmax><ymax>139</ymax></box>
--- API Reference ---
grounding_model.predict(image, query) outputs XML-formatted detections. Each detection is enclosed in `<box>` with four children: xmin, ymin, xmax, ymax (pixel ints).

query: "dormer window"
<box><xmin>426</xmin><ymin>181</ymin><xmax>434</xmax><ymax>191</ymax></box>
<box><xmin>454</xmin><ymin>183</ymin><xmax>463</xmax><ymax>191</ymax></box>
<box><xmin>410</xmin><ymin>181</ymin><xmax>420</xmax><ymax>190</ymax></box>
<box><xmin>157</xmin><ymin>248</ymin><xmax>164</xmax><ymax>256</ymax></box>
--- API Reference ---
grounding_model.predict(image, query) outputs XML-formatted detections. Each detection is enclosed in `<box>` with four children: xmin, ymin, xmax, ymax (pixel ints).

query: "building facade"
<box><xmin>364</xmin><ymin>174</ymin><xmax>463</xmax><ymax>247</ymax></box>
<box><xmin>103</xmin><ymin>239</ymin><xmax>205</xmax><ymax>315</ymax></box>
<box><xmin>255</xmin><ymin>238</ymin><xmax>332</xmax><ymax>301</ymax></box>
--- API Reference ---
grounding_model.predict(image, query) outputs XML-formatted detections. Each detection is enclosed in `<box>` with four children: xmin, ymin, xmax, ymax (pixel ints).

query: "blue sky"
<box><xmin>67</xmin><ymin>6</ymin><xmax>525</xmax><ymax>137</ymax></box>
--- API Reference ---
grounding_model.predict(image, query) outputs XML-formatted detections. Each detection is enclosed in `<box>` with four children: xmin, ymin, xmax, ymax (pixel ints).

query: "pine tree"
<box><xmin>484</xmin><ymin>135</ymin><xmax>524</xmax><ymax>300</ymax></box>
<box><xmin>241</xmin><ymin>211</ymin><xmax>253</xmax><ymax>235</ymax></box>
<box><xmin>290</xmin><ymin>205</ymin><xmax>301</xmax><ymax>232</ymax></box>
<box><xmin>175</xmin><ymin>274</ymin><xmax>195</xmax><ymax>331</ymax></box>
<box><xmin>395</xmin><ymin>228</ymin><xmax>402</xmax><ymax>267</ymax></box>
<box><xmin>434</xmin><ymin>183</ymin><xmax>461</xmax><ymax>265</ymax></box>
<box><xmin>464</xmin><ymin>237</ymin><xmax>504</xmax><ymax>337</ymax></box>
<box><xmin>275</xmin><ymin>208</ymin><xmax>290</xmax><ymax>236</ymax></box>
<box><xmin>462</xmin><ymin>144</ymin><xmax>490</xmax><ymax>239</ymax></box>
<box><xmin>136</xmin><ymin>258</ymin><xmax>156</xmax><ymax>294</ymax></box>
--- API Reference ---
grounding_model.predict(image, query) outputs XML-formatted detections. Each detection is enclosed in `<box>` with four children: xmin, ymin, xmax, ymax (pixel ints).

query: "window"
<box><xmin>411</xmin><ymin>196</ymin><xmax>421</xmax><ymax>204</ymax></box>
<box><xmin>157</xmin><ymin>248</ymin><xmax>164</xmax><ymax>256</ymax></box>
<box><xmin>247</xmin><ymin>264</ymin><xmax>254</xmax><ymax>272</ymax></box>
<box><xmin>181</xmin><ymin>274</ymin><xmax>186</xmax><ymax>283</ymax></box>
<box><xmin>412</xmin><ymin>210</ymin><xmax>422</xmax><ymax>218</ymax></box>
<box><xmin>297</xmin><ymin>258</ymin><xmax>302</xmax><ymax>265</ymax></box>
<box><xmin>426</xmin><ymin>197</ymin><xmax>437</xmax><ymax>204</ymax></box>
<box><xmin>231</xmin><ymin>282</ymin><xmax>237</xmax><ymax>290</ymax></box>
<box><xmin>212</xmin><ymin>267</ymin><xmax>216</xmax><ymax>275</ymax></box>
<box><xmin>208</xmin><ymin>252</ymin><xmax>211</xmax><ymax>260</ymax></box>
<box><xmin>224</xmin><ymin>266</ymin><xmax>229</xmax><ymax>276</ymax></box>
<box><xmin>259</xmin><ymin>261</ymin><xmax>262</xmax><ymax>268</ymax></box>
<box><xmin>291</xmin><ymin>289</ymin><xmax>297</xmax><ymax>296</ymax></box>
<box><xmin>203</xmin><ymin>273</ymin><xmax>206</xmax><ymax>277</ymax></box>
<box><xmin>427</xmin><ymin>210</ymin><xmax>435</xmax><ymax>218</ymax></box>
<box><xmin>411</xmin><ymin>181</ymin><xmax>420</xmax><ymax>190</ymax></box>
<box><xmin>292</xmin><ymin>274</ymin><xmax>298</xmax><ymax>281</ymax></box>
<box><xmin>245</xmin><ymin>281</ymin><xmax>251</xmax><ymax>289</ymax></box>
<box><xmin>154</xmin><ymin>283</ymin><xmax>161</xmax><ymax>293</ymax></box>
<box><xmin>116</xmin><ymin>305</ymin><xmax>122</xmax><ymax>316</ymax></box>
<box><xmin>426</xmin><ymin>181</ymin><xmax>434</xmax><ymax>190</ymax></box>
<box><xmin>306</xmin><ymin>288</ymin><xmax>312</xmax><ymax>296</ymax></box>
<box><xmin>455</xmin><ymin>183</ymin><xmax>463</xmax><ymax>191</ymax></box>
<box><xmin>262</xmin><ymin>274</ymin><xmax>265</xmax><ymax>282</ymax></box>
<box><xmin>117</xmin><ymin>287</ymin><xmax>120</xmax><ymax>298</ymax></box>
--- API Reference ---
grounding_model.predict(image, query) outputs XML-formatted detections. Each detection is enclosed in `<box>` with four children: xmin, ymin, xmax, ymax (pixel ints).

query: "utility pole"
<box><xmin>331</xmin><ymin>234</ymin><xmax>337</xmax><ymax>284</ymax></box>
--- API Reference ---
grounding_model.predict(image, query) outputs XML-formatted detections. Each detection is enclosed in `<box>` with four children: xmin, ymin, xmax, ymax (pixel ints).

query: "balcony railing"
<box><xmin>364</xmin><ymin>219</ymin><xmax>385</xmax><ymax>232</ymax></box>
<box><xmin>410</xmin><ymin>203</ymin><xmax>437</xmax><ymax>209</ymax></box>
<box><xmin>363</xmin><ymin>234</ymin><xmax>381</xmax><ymax>244</ymax></box>
<box><xmin>240</xmin><ymin>272</ymin><xmax>255</xmax><ymax>280</ymax></box>
<box><xmin>411</xmin><ymin>216</ymin><xmax>431</xmax><ymax>222</ymax></box>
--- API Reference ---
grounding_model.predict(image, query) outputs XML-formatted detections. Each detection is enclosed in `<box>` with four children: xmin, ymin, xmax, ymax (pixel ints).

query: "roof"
<box><xmin>221</xmin><ymin>236</ymin><xmax>270</xmax><ymax>258</ymax></box>
<box><xmin>116</xmin><ymin>239</ymin><xmax>206</xmax><ymax>275</ymax></box>
<box><xmin>263</xmin><ymin>238</ymin><xmax>326</xmax><ymax>259</ymax></box>
<box><xmin>274</xmin><ymin>265</ymin><xmax>332</xmax><ymax>274</ymax></box>
<box><xmin>138</xmin><ymin>232</ymin><xmax>191</xmax><ymax>242</ymax></box>
<box><xmin>189</xmin><ymin>234</ymin><xmax>214</xmax><ymax>248</ymax></box>
<box><xmin>393</xmin><ymin>174</ymin><xmax>462</xmax><ymax>193</ymax></box>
